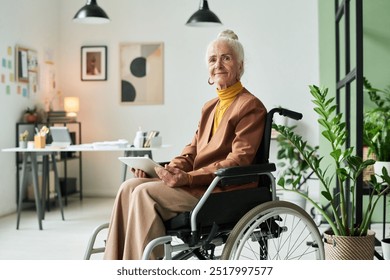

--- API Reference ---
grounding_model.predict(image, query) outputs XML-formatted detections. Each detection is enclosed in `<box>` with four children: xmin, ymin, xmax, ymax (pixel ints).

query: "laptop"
<box><xmin>49</xmin><ymin>127</ymin><xmax>72</xmax><ymax>147</ymax></box>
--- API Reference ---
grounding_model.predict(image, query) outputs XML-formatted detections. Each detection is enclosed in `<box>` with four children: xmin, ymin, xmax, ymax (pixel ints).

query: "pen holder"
<box><xmin>34</xmin><ymin>135</ymin><xmax>46</xmax><ymax>148</ymax></box>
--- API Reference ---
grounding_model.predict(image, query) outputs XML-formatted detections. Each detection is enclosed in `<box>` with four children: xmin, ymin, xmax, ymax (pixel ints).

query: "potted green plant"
<box><xmin>363</xmin><ymin>78</ymin><xmax>390</xmax><ymax>177</ymax></box>
<box><xmin>273</xmin><ymin>85</ymin><xmax>390</xmax><ymax>259</ymax></box>
<box><xmin>275</xmin><ymin>125</ymin><xmax>319</xmax><ymax>210</ymax></box>
<box><xmin>23</xmin><ymin>107</ymin><xmax>38</xmax><ymax>123</ymax></box>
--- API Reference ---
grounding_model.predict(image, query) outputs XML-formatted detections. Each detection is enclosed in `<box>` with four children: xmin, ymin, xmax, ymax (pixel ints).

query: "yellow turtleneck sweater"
<box><xmin>213</xmin><ymin>81</ymin><xmax>243</xmax><ymax>135</ymax></box>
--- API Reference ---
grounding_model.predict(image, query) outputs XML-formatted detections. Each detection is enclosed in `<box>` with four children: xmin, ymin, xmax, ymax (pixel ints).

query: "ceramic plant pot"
<box><xmin>19</xmin><ymin>141</ymin><xmax>27</xmax><ymax>148</ymax></box>
<box><xmin>381</xmin><ymin>238</ymin><xmax>390</xmax><ymax>260</ymax></box>
<box><xmin>374</xmin><ymin>161</ymin><xmax>390</xmax><ymax>180</ymax></box>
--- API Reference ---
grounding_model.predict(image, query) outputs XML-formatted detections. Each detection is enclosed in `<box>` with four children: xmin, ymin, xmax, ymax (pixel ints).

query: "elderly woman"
<box><xmin>103</xmin><ymin>29</ymin><xmax>267</xmax><ymax>260</ymax></box>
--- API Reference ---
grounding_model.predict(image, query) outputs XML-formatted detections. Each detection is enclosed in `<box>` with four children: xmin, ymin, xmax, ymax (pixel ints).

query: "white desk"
<box><xmin>2</xmin><ymin>144</ymin><xmax>169</xmax><ymax>230</ymax></box>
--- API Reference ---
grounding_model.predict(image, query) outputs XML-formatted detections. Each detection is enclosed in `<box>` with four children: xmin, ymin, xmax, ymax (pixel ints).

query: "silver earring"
<box><xmin>208</xmin><ymin>78</ymin><xmax>214</xmax><ymax>85</ymax></box>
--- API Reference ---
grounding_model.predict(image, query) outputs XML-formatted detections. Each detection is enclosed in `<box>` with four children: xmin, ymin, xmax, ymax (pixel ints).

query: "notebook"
<box><xmin>49</xmin><ymin>127</ymin><xmax>72</xmax><ymax>147</ymax></box>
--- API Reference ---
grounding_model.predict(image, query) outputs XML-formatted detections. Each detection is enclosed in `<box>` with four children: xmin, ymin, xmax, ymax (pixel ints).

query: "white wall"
<box><xmin>0</xmin><ymin>0</ymin><xmax>59</xmax><ymax>216</ymax></box>
<box><xmin>58</xmin><ymin>0</ymin><xmax>320</xmax><ymax>197</ymax></box>
<box><xmin>0</xmin><ymin>0</ymin><xmax>319</xmax><ymax>216</ymax></box>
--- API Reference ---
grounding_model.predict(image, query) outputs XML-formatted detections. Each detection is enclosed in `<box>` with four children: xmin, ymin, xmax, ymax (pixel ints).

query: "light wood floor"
<box><xmin>0</xmin><ymin>196</ymin><xmax>387</xmax><ymax>260</ymax></box>
<box><xmin>0</xmin><ymin>197</ymin><xmax>114</xmax><ymax>260</ymax></box>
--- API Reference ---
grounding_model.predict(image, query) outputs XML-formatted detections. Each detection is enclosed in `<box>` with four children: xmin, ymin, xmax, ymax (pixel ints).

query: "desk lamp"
<box><xmin>64</xmin><ymin>97</ymin><xmax>80</xmax><ymax>121</ymax></box>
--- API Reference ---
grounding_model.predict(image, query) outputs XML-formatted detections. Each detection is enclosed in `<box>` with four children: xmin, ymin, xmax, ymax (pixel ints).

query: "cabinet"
<box><xmin>16</xmin><ymin>121</ymin><xmax>82</xmax><ymax>205</ymax></box>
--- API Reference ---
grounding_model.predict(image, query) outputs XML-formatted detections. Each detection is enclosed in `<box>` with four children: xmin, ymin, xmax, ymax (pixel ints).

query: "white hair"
<box><xmin>206</xmin><ymin>29</ymin><xmax>245</xmax><ymax>78</ymax></box>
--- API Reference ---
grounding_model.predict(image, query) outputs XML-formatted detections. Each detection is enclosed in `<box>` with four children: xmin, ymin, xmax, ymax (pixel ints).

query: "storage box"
<box><xmin>27</xmin><ymin>171</ymin><xmax>55</xmax><ymax>200</ymax></box>
<box><xmin>59</xmin><ymin>177</ymin><xmax>77</xmax><ymax>195</ymax></box>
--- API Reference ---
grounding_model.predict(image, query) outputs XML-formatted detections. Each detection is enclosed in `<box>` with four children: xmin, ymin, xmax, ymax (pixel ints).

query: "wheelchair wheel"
<box><xmin>221</xmin><ymin>200</ymin><xmax>324</xmax><ymax>260</ymax></box>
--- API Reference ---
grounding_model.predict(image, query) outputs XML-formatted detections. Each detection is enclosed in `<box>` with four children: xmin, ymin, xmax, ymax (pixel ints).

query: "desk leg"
<box><xmin>16</xmin><ymin>153</ymin><xmax>28</xmax><ymax>230</ymax></box>
<box><xmin>30</xmin><ymin>153</ymin><xmax>43</xmax><ymax>230</ymax></box>
<box><xmin>41</xmin><ymin>155</ymin><xmax>51</xmax><ymax>219</ymax></box>
<box><xmin>79</xmin><ymin>152</ymin><xmax>83</xmax><ymax>201</ymax></box>
<box><xmin>51</xmin><ymin>154</ymin><xmax>65</xmax><ymax>220</ymax></box>
<box><xmin>122</xmin><ymin>151</ymin><xmax>128</xmax><ymax>182</ymax></box>
<box><xmin>63</xmin><ymin>154</ymin><xmax>68</xmax><ymax>206</ymax></box>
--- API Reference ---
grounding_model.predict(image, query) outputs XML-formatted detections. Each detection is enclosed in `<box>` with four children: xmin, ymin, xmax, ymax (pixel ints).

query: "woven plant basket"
<box><xmin>324</xmin><ymin>230</ymin><xmax>376</xmax><ymax>260</ymax></box>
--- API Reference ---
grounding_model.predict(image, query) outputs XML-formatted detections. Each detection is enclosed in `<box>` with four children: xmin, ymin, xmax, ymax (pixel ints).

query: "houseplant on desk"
<box><xmin>273</xmin><ymin>85</ymin><xmax>390</xmax><ymax>259</ymax></box>
<box><xmin>19</xmin><ymin>130</ymin><xmax>29</xmax><ymax>148</ymax></box>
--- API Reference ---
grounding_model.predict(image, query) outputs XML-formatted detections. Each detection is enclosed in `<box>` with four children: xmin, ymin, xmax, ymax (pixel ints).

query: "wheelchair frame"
<box><xmin>84</xmin><ymin>108</ymin><xmax>325</xmax><ymax>260</ymax></box>
<box><xmin>142</xmin><ymin>171</ymin><xmax>278</xmax><ymax>260</ymax></box>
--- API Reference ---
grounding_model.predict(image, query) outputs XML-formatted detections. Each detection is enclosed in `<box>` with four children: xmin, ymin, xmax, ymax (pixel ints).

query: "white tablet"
<box><xmin>118</xmin><ymin>156</ymin><xmax>161</xmax><ymax>178</ymax></box>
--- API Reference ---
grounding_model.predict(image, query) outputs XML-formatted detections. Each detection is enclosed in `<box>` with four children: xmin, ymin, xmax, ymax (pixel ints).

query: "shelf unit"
<box><xmin>335</xmin><ymin>0</ymin><xmax>387</xmax><ymax>259</ymax></box>
<box><xmin>16</xmin><ymin>121</ymin><xmax>82</xmax><ymax>206</ymax></box>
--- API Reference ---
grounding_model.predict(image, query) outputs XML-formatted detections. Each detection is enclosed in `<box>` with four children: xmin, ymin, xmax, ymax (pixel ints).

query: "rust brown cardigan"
<box><xmin>169</xmin><ymin>88</ymin><xmax>267</xmax><ymax>198</ymax></box>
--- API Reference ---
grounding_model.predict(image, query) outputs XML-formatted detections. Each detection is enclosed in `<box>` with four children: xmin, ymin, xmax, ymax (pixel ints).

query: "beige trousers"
<box><xmin>103</xmin><ymin>178</ymin><xmax>199</xmax><ymax>260</ymax></box>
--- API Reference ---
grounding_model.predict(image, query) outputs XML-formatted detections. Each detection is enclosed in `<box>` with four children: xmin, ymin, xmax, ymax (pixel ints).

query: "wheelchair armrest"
<box><xmin>214</xmin><ymin>163</ymin><xmax>276</xmax><ymax>177</ymax></box>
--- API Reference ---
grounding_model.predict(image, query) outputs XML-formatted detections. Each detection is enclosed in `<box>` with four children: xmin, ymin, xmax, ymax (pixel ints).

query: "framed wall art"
<box><xmin>81</xmin><ymin>46</ymin><xmax>107</xmax><ymax>81</ymax></box>
<box><xmin>120</xmin><ymin>42</ymin><xmax>164</xmax><ymax>105</ymax></box>
<box><xmin>15</xmin><ymin>45</ymin><xmax>29</xmax><ymax>83</ymax></box>
<box><xmin>15</xmin><ymin>45</ymin><xmax>39</xmax><ymax>96</ymax></box>
<box><xmin>27</xmin><ymin>49</ymin><xmax>38</xmax><ymax>94</ymax></box>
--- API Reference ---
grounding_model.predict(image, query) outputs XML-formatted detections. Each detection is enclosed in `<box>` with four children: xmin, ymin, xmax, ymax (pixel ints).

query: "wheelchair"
<box><xmin>84</xmin><ymin>108</ymin><xmax>325</xmax><ymax>260</ymax></box>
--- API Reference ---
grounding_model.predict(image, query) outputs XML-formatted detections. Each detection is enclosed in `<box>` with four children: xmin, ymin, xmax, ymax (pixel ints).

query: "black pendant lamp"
<box><xmin>186</xmin><ymin>0</ymin><xmax>222</xmax><ymax>27</ymax></box>
<box><xmin>73</xmin><ymin>0</ymin><xmax>110</xmax><ymax>24</ymax></box>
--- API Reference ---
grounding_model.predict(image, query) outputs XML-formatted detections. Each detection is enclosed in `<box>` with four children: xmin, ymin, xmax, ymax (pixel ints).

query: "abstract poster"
<box><xmin>120</xmin><ymin>42</ymin><xmax>164</xmax><ymax>104</ymax></box>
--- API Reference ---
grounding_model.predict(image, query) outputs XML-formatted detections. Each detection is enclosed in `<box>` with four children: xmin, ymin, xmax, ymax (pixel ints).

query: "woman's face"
<box><xmin>207</xmin><ymin>40</ymin><xmax>242</xmax><ymax>90</ymax></box>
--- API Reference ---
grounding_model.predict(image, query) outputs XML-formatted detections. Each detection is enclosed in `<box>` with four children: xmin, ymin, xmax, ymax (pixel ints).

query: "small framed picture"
<box><xmin>81</xmin><ymin>46</ymin><xmax>107</xmax><ymax>81</ymax></box>
<box><xmin>15</xmin><ymin>46</ymin><xmax>29</xmax><ymax>83</ymax></box>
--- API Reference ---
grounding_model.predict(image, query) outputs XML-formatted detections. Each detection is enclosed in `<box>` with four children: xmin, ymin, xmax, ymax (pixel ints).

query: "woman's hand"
<box><xmin>155</xmin><ymin>165</ymin><xmax>189</xmax><ymax>187</ymax></box>
<box><xmin>131</xmin><ymin>168</ymin><xmax>148</xmax><ymax>178</ymax></box>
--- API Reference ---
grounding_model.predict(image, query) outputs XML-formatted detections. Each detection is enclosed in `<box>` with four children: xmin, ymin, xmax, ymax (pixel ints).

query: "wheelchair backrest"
<box><xmin>199</xmin><ymin>108</ymin><xmax>303</xmax><ymax>226</ymax></box>
<box><xmin>255</xmin><ymin>108</ymin><xmax>303</xmax><ymax>165</ymax></box>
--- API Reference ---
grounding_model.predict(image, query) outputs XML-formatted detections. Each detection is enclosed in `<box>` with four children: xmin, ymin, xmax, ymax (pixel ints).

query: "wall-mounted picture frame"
<box><xmin>81</xmin><ymin>46</ymin><xmax>107</xmax><ymax>81</ymax></box>
<box><xmin>27</xmin><ymin>49</ymin><xmax>38</xmax><ymax>72</ymax></box>
<box><xmin>15</xmin><ymin>45</ymin><xmax>29</xmax><ymax>83</ymax></box>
